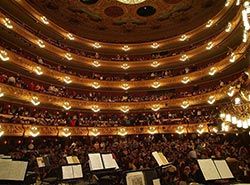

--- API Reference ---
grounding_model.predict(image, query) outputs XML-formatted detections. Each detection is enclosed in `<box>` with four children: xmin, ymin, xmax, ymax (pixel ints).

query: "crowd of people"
<box><xmin>0</xmin><ymin>101</ymin><xmax>220</xmax><ymax>127</ymax></box>
<box><xmin>1</xmin><ymin>134</ymin><xmax>249</xmax><ymax>184</ymax></box>
<box><xmin>0</xmin><ymin>68</ymin><xmax>246</xmax><ymax>103</ymax></box>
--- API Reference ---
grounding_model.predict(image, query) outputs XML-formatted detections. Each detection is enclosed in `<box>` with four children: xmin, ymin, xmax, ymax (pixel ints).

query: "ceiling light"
<box><xmin>0</xmin><ymin>50</ymin><xmax>9</xmax><ymax>61</ymax></box>
<box><xmin>206</xmin><ymin>41</ymin><xmax>214</xmax><ymax>50</ymax></box>
<box><xmin>29</xmin><ymin>126</ymin><xmax>40</xmax><ymax>137</ymax></box>
<box><xmin>63</xmin><ymin>102</ymin><xmax>71</xmax><ymax>110</ymax></box>
<box><xmin>197</xmin><ymin>124</ymin><xmax>204</xmax><ymax>134</ymax></box>
<box><xmin>63</xmin><ymin>76</ymin><xmax>72</xmax><ymax>84</ymax></box>
<box><xmin>243</xmin><ymin>29</ymin><xmax>248</xmax><ymax>43</ymax></box>
<box><xmin>121</xmin><ymin>63</ymin><xmax>130</xmax><ymax>70</ymax></box>
<box><xmin>209</xmin><ymin>67</ymin><xmax>217</xmax><ymax>76</ymax></box>
<box><xmin>176</xmin><ymin>126</ymin><xmax>185</xmax><ymax>135</ymax></box>
<box><xmin>206</xmin><ymin>20</ymin><xmax>213</xmax><ymax>28</ymax></box>
<box><xmin>181</xmin><ymin>77</ymin><xmax>190</xmax><ymax>84</ymax></box>
<box><xmin>92</xmin><ymin>82</ymin><xmax>100</xmax><ymax>89</ymax></box>
<box><xmin>67</xmin><ymin>33</ymin><xmax>75</xmax><ymax>40</ymax></box>
<box><xmin>3</xmin><ymin>18</ymin><xmax>13</xmax><ymax>29</ymax></box>
<box><xmin>41</xmin><ymin>16</ymin><xmax>49</xmax><ymax>24</ymax></box>
<box><xmin>62</xmin><ymin>128</ymin><xmax>71</xmax><ymax>137</ymax></box>
<box><xmin>116</xmin><ymin>0</ymin><xmax>146</xmax><ymax>4</ymax></box>
<box><xmin>31</xmin><ymin>96</ymin><xmax>40</xmax><ymax>106</ymax></box>
<box><xmin>234</xmin><ymin>97</ymin><xmax>241</xmax><ymax>105</ymax></box>
<box><xmin>152</xmin><ymin>81</ymin><xmax>161</xmax><ymax>88</ymax></box>
<box><xmin>151</xmin><ymin>42</ymin><xmax>159</xmax><ymax>49</ymax></box>
<box><xmin>179</xmin><ymin>34</ymin><xmax>188</xmax><ymax>41</ymax></box>
<box><xmin>118</xmin><ymin>128</ymin><xmax>127</xmax><ymax>136</ymax></box>
<box><xmin>180</xmin><ymin>54</ymin><xmax>189</xmax><ymax>61</ymax></box>
<box><xmin>208</xmin><ymin>95</ymin><xmax>216</xmax><ymax>104</ymax></box>
<box><xmin>121</xmin><ymin>83</ymin><xmax>130</xmax><ymax>90</ymax></box>
<box><xmin>92</xmin><ymin>60</ymin><xmax>101</xmax><ymax>67</ymax></box>
<box><xmin>91</xmin><ymin>105</ymin><xmax>100</xmax><ymax>112</ymax></box>
<box><xmin>90</xmin><ymin>128</ymin><xmax>100</xmax><ymax>137</ymax></box>
<box><xmin>93</xmin><ymin>42</ymin><xmax>101</xmax><ymax>49</ymax></box>
<box><xmin>229</xmin><ymin>52</ymin><xmax>236</xmax><ymax>63</ymax></box>
<box><xmin>148</xmin><ymin>127</ymin><xmax>157</xmax><ymax>135</ymax></box>
<box><xmin>225</xmin><ymin>22</ymin><xmax>232</xmax><ymax>32</ymax></box>
<box><xmin>120</xmin><ymin>106</ymin><xmax>129</xmax><ymax>113</ymax></box>
<box><xmin>122</xmin><ymin>45</ymin><xmax>130</xmax><ymax>51</ymax></box>
<box><xmin>65</xmin><ymin>53</ymin><xmax>73</xmax><ymax>60</ymax></box>
<box><xmin>37</xmin><ymin>39</ymin><xmax>45</xmax><ymax>48</ymax></box>
<box><xmin>181</xmin><ymin>101</ymin><xmax>189</xmax><ymax>109</ymax></box>
<box><xmin>227</xmin><ymin>87</ymin><xmax>235</xmax><ymax>97</ymax></box>
<box><xmin>34</xmin><ymin>66</ymin><xmax>43</xmax><ymax>75</ymax></box>
<box><xmin>151</xmin><ymin>104</ymin><xmax>160</xmax><ymax>111</ymax></box>
<box><xmin>151</xmin><ymin>61</ymin><xmax>160</xmax><ymax>68</ymax></box>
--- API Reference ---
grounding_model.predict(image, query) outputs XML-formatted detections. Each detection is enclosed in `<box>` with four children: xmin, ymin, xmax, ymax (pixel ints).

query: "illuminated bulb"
<box><xmin>220</xmin><ymin>113</ymin><xmax>226</xmax><ymax>118</ymax></box>
<box><xmin>181</xmin><ymin>101</ymin><xmax>189</xmax><ymax>109</ymax></box>
<box><xmin>37</xmin><ymin>39</ymin><xmax>45</xmax><ymax>48</ymax></box>
<box><xmin>41</xmin><ymin>16</ymin><xmax>49</xmax><ymax>24</ymax></box>
<box><xmin>181</xmin><ymin>77</ymin><xmax>190</xmax><ymax>84</ymax></box>
<box><xmin>65</xmin><ymin>53</ymin><xmax>73</xmax><ymax>60</ymax></box>
<box><xmin>92</xmin><ymin>60</ymin><xmax>101</xmax><ymax>67</ymax></box>
<box><xmin>121</xmin><ymin>63</ymin><xmax>130</xmax><ymax>70</ymax></box>
<box><xmin>243</xmin><ymin>29</ymin><xmax>248</xmax><ymax>43</ymax></box>
<box><xmin>0</xmin><ymin>50</ymin><xmax>10</xmax><ymax>61</ymax></box>
<box><xmin>151</xmin><ymin>61</ymin><xmax>160</xmax><ymax>68</ymax></box>
<box><xmin>3</xmin><ymin>18</ymin><xmax>13</xmax><ymax>29</ymax></box>
<box><xmin>237</xmin><ymin>120</ymin><xmax>243</xmax><ymax>128</ymax></box>
<box><xmin>227</xmin><ymin>87</ymin><xmax>235</xmax><ymax>97</ymax></box>
<box><xmin>232</xmin><ymin>116</ymin><xmax>237</xmax><ymax>124</ymax></box>
<box><xmin>120</xmin><ymin>106</ymin><xmax>129</xmax><ymax>113</ymax></box>
<box><xmin>207</xmin><ymin>95</ymin><xmax>216</xmax><ymax>104</ymax></box>
<box><xmin>176</xmin><ymin>126</ymin><xmax>185</xmax><ymax>134</ymax></box>
<box><xmin>63</xmin><ymin>102</ymin><xmax>71</xmax><ymax>110</ymax></box>
<box><xmin>225</xmin><ymin>22</ymin><xmax>232</xmax><ymax>32</ymax></box>
<box><xmin>152</xmin><ymin>81</ymin><xmax>161</xmax><ymax>88</ymax></box>
<box><xmin>0</xmin><ymin>89</ymin><xmax>4</xmax><ymax>97</ymax></box>
<box><xmin>34</xmin><ymin>66</ymin><xmax>43</xmax><ymax>75</ymax></box>
<box><xmin>197</xmin><ymin>124</ymin><xmax>204</xmax><ymax>134</ymax></box>
<box><xmin>206</xmin><ymin>41</ymin><xmax>214</xmax><ymax>50</ymax></box>
<box><xmin>121</xmin><ymin>83</ymin><xmax>130</xmax><ymax>90</ymax></box>
<box><xmin>122</xmin><ymin>45</ymin><xmax>130</xmax><ymax>51</ymax></box>
<box><xmin>225</xmin><ymin>114</ymin><xmax>231</xmax><ymax>122</ymax></box>
<box><xmin>243</xmin><ymin>121</ymin><xmax>248</xmax><ymax>129</ymax></box>
<box><xmin>234</xmin><ymin>97</ymin><xmax>241</xmax><ymax>105</ymax></box>
<box><xmin>0</xmin><ymin>126</ymin><xmax>4</xmax><ymax>137</ymax></box>
<box><xmin>236</xmin><ymin>0</ymin><xmax>240</xmax><ymax>6</ymax></box>
<box><xmin>229</xmin><ymin>52</ymin><xmax>236</xmax><ymax>63</ymax></box>
<box><xmin>151</xmin><ymin>42</ymin><xmax>159</xmax><ymax>49</ymax></box>
<box><xmin>29</xmin><ymin>126</ymin><xmax>40</xmax><ymax>137</ymax></box>
<box><xmin>209</xmin><ymin>67</ymin><xmax>217</xmax><ymax>76</ymax></box>
<box><xmin>62</xmin><ymin>128</ymin><xmax>71</xmax><ymax>137</ymax></box>
<box><xmin>206</xmin><ymin>20</ymin><xmax>213</xmax><ymax>28</ymax></box>
<box><xmin>179</xmin><ymin>34</ymin><xmax>188</xmax><ymax>41</ymax></box>
<box><xmin>93</xmin><ymin>42</ymin><xmax>101</xmax><ymax>49</ymax></box>
<box><xmin>248</xmin><ymin>118</ymin><xmax>250</xmax><ymax>126</ymax></box>
<box><xmin>90</xmin><ymin>128</ymin><xmax>100</xmax><ymax>137</ymax></box>
<box><xmin>222</xmin><ymin>122</ymin><xmax>229</xmax><ymax>132</ymax></box>
<box><xmin>213</xmin><ymin>127</ymin><xmax>218</xmax><ymax>133</ymax></box>
<box><xmin>92</xmin><ymin>82</ymin><xmax>100</xmax><ymax>89</ymax></box>
<box><xmin>91</xmin><ymin>105</ymin><xmax>100</xmax><ymax>112</ymax></box>
<box><xmin>225</xmin><ymin>0</ymin><xmax>230</xmax><ymax>7</ymax></box>
<box><xmin>180</xmin><ymin>54</ymin><xmax>189</xmax><ymax>61</ymax></box>
<box><xmin>151</xmin><ymin>104</ymin><xmax>160</xmax><ymax>111</ymax></box>
<box><xmin>118</xmin><ymin>128</ymin><xmax>127</xmax><ymax>136</ymax></box>
<box><xmin>148</xmin><ymin>127</ymin><xmax>157</xmax><ymax>134</ymax></box>
<box><xmin>31</xmin><ymin>96</ymin><xmax>40</xmax><ymax>106</ymax></box>
<box><xmin>67</xmin><ymin>33</ymin><xmax>74</xmax><ymax>40</ymax></box>
<box><xmin>63</xmin><ymin>76</ymin><xmax>72</xmax><ymax>84</ymax></box>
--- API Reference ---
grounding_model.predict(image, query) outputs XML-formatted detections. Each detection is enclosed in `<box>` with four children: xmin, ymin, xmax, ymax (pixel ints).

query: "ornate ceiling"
<box><xmin>27</xmin><ymin>0</ymin><xmax>225</xmax><ymax>43</ymax></box>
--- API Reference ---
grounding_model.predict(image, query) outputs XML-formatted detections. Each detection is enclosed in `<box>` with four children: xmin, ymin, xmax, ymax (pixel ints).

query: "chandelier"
<box><xmin>116</xmin><ymin>0</ymin><xmax>146</xmax><ymax>4</ymax></box>
<box><xmin>220</xmin><ymin>89</ymin><xmax>250</xmax><ymax>129</ymax></box>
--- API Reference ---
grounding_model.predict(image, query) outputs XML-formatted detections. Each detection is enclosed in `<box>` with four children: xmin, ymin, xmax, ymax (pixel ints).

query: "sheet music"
<box><xmin>36</xmin><ymin>157</ymin><xmax>45</xmax><ymax>167</ymax></box>
<box><xmin>198</xmin><ymin>159</ymin><xmax>221</xmax><ymax>181</ymax></box>
<box><xmin>214</xmin><ymin>160</ymin><xmax>234</xmax><ymax>179</ymax></box>
<box><xmin>102</xmin><ymin>154</ymin><xmax>119</xmax><ymax>169</ymax></box>
<box><xmin>126</xmin><ymin>171</ymin><xmax>145</xmax><ymax>185</ymax></box>
<box><xmin>72</xmin><ymin>156</ymin><xmax>80</xmax><ymax>164</ymax></box>
<box><xmin>0</xmin><ymin>160</ymin><xmax>28</xmax><ymax>181</ymax></box>
<box><xmin>158</xmin><ymin>152</ymin><xmax>169</xmax><ymax>165</ymax></box>
<box><xmin>72</xmin><ymin>165</ymin><xmax>83</xmax><ymax>178</ymax></box>
<box><xmin>152</xmin><ymin>152</ymin><xmax>168</xmax><ymax>166</ymax></box>
<box><xmin>153</xmin><ymin>179</ymin><xmax>161</xmax><ymax>185</ymax></box>
<box><xmin>62</xmin><ymin>166</ymin><xmax>73</xmax><ymax>180</ymax></box>
<box><xmin>88</xmin><ymin>153</ymin><xmax>104</xmax><ymax>171</ymax></box>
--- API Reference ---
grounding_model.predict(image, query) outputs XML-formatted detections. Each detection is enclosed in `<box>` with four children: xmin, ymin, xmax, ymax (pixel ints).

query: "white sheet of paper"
<box><xmin>153</xmin><ymin>178</ymin><xmax>161</xmax><ymax>185</ymax></box>
<box><xmin>102</xmin><ymin>154</ymin><xmax>119</xmax><ymax>169</ymax></box>
<box><xmin>0</xmin><ymin>161</ymin><xmax>28</xmax><ymax>181</ymax></box>
<box><xmin>62</xmin><ymin>166</ymin><xmax>73</xmax><ymax>180</ymax></box>
<box><xmin>214</xmin><ymin>160</ymin><xmax>234</xmax><ymax>179</ymax></box>
<box><xmin>72</xmin><ymin>165</ymin><xmax>83</xmax><ymax>178</ymax></box>
<box><xmin>198</xmin><ymin>159</ymin><xmax>221</xmax><ymax>181</ymax></box>
<box><xmin>152</xmin><ymin>152</ymin><xmax>166</xmax><ymax>166</ymax></box>
<box><xmin>126</xmin><ymin>171</ymin><xmax>145</xmax><ymax>185</ymax></box>
<box><xmin>88</xmin><ymin>153</ymin><xmax>104</xmax><ymax>171</ymax></box>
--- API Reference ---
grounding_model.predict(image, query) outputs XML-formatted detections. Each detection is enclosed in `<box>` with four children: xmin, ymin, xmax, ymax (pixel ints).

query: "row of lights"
<box><xmin>175</xmin><ymin>124</ymin><xmax>206</xmax><ymax>135</ymax></box>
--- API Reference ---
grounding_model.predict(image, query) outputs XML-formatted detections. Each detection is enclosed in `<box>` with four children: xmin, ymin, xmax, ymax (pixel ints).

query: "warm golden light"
<box><xmin>67</xmin><ymin>33</ymin><xmax>75</xmax><ymax>40</ymax></box>
<box><xmin>62</xmin><ymin>128</ymin><xmax>71</xmax><ymax>137</ymax></box>
<box><xmin>34</xmin><ymin>66</ymin><xmax>43</xmax><ymax>75</ymax></box>
<box><xmin>229</xmin><ymin>52</ymin><xmax>236</xmax><ymax>63</ymax></box>
<box><xmin>176</xmin><ymin>126</ymin><xmax>185</xmax><ymax>134</ymax></box>
<box><xmin>63</xmin><ymin>76</ymin><xmax>72</xmax><ymax>84</ymax></box>
<box><xmin>206</xmin><ymin>41</ymin><xmax>214</xmax><ymax>50</ymax></box>
<box><xmin>63</xmin><ymin>102</ymin><xmax>71</xmax><ymax>110</ymax></box>
<box><xmin>179</xmin><ymin>34</ymin><xmax>188</xmax><ymax>41</ymax></box>
<box><xmin>29</xmin><ymin>126</ymin><xmax>40</xmax><ymax>137</ymax></box>
<box><xmin>116</xmin><ymin>0</ymin><xmax>146</xmax><ymax>4</ymax></box>
<box><xmin>65</xmin><ymin>53</ymin><xmax>73</xmax><ymax>60</ymax></box>
<box><xmin>121</xmin><ymin>63</ymin><xmax>130</xmax><ymax>70</ymax></box>
<box><xmin>197</xmin><ymin>124</ymin><xmax>204</xmax><ymax>134</ymax></box>
<box><xmin>0</xmin><ymin>50</ymin><xmax>9</xmax><ymax>61</ymax></box>
<box><xmin>151</xmin><ymin>42</ymin><xmax>159</xmax><ymax>49</ymax></box>
<box><xmin>118</xmin><ymin>128</ymin><xmax>127</xmax><ymax>136</ymax></box>
<box><xmin>120</xmin><ymin>106</ymin><xmax>129</xmax><ymax>113</ymax></box>
<box><xmin>0</xmin><ymin>126</ymin><xmax>4</xmax><ymax>137</ymax></box>
<box><xmin>0</xmin><ymin>88</ymin><xmax>4</xmax><ymax>98</ymax></box>
<box><xmin>225</xmin><ymin>0</ymin><xmax>231</xmax><ymax>7</ymax></box>
<box><xmin>92</xmin><ymin>60</ymin><xmax>101</xmax><ymax>67</ymax></box>
<box><xmin>93</xmin><ymin>42</ymin><xmax>101</xmax><ymax>49</ymax></box>
<box><xmin>92</xmin><ymin>82</ymin><xmax>100</xmax><ymax>89</ymax></box>
<box><xmin>148</xmin><ymin>127</ymin><xmax>157</xmax><ymax>134</ymax></box>
<box><xmin>181</xmin><ymin>101</ymin><xmax>189</xmax><ymax>109</ymax></box>
<box><xmin>3</xmin><ymin>18</ymin><xmax>13</xmax><ymax>29</ymax></box>
<box><xmin>180</xmin><ymin>54</ymin><xmax>189</xmax><ymax>61</ymax></box>
<box><xmin>90</xmin><ymin>128</ymin><xmax>100</xmax><ymax>137</ymax></box>
<box><xmin>181</xmin><ymin>77</ymin><xmax>190</xmax><ymax>84</ymax></box>
<box><xmin>151</xmin><ymin>61</ymin><xmax>160</xmax><ymax>68</ymax></box>
<box><xmin>41</xmin><ymin>16</ymin><xmax>49</xmax><ymax>24</ymax></box>
<box><xmin>206</xmin><ymin>20</ymin><xmax>213</xmax><ymax>28</ymax></box>
<box><xmin>152</xmin><ymin>81</ymin><xmax>161</xmax><ymax>88</ymax></box>
<box><xmin>91</xmin><ymin>105</ymin><xmax>100</xmax><ymax>112</ymax></box>
<box><xmin>151</xmin><ymin>104</ymin><xmax>161</xmax><ymax>111</ymax></box>
<box><xmin>208</xmin><ymin>95</ymin><xmax>216</xmax><ymax>104</ymax></box>
<box><xmin>225</xmin><ymin>22</ymin><xmax>232</xmax><ymax>32</ymax></box>
<box><xmin>122</xmin><ymin>45</ymin><xmax>130</xmax><ymax>51</ymax></box>
<box><xmin>31</xmin><ymin>96</ymin><xmax>40</xmax><ymax>106</ymax></box>
<box><xmin>227</xmin><ymin>87</ymin><xmax>235</xmax><ymax>97</ymax></box>
<box><xmin>37</xmin><ymin>39</ymin><xmax>45</xmax><ymax>48</ymax></box>
<box><xmin>121</xmin><ymin>83</ymin><xmax>130</xmax><ymax>90</ymax></box>
<box><xmin>209</xmin><ymin>67</ymin><xmax>217</xmax><ymax>76</ymax></box>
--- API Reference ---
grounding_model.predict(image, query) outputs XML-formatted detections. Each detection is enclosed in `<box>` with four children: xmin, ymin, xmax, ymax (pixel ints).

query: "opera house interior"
<box><xmin>0</xmin><ymin>0</ymin><xmax>249</xmax><ymax>184</ymax></box>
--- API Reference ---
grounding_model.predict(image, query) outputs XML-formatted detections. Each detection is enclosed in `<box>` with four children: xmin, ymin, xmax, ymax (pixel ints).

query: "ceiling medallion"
<box><xmin>116</xmin><ymin>0</ymin><xmax>146</xmax><ymax>5</ymax></box>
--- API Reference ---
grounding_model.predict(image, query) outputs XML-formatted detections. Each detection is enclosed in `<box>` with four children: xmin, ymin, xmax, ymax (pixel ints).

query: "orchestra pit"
<box><xmin>0</xmin><ymin>0</ymin><xmax>250</xmax><ymax>185</ymax></box>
